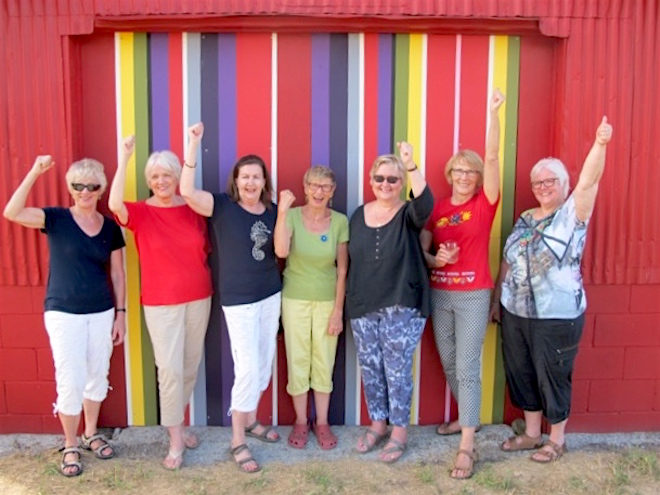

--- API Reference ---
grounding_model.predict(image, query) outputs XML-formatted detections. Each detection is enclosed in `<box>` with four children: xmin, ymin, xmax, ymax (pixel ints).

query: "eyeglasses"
<box><xmin>307</xmin><ymin>182</ymin><xmax>334</xmax><ymax>193</ymax></box>
<box><xmin>530</xmin><ymin>177</ymin><xmax>559</xmax><ymax>190</ymax></box>
<box><xmin>373</xmin><ymin>175</ymin><xmax>401</xmax><ymax>184</ymax></box>
<box><xmin>450</xmin><ymin>168</ymin><xmax>480</xmax><ymax>178</ymax></box>
<box><xmin>71</xmin><ymin>183</ymin><xmax>102</xmax><ymax>192</ymax></box>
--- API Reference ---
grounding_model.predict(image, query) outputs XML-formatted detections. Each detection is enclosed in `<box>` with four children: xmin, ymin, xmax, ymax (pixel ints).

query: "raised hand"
<box><xmin>30</xmin><ymin>155</ymin><xmax>54</xmax><ymax>176</ymax></box>
<box><xmin>188</xmin><ymin>122</ymin><xmax>204</xmax><ymax>143</ymax></box>
<box><xmin>278</xmin><ymin>189</ymin><xmax>296</xmax><ymax>212</ymax></box>
<box><xmin>490</xmin><ymin>88</ymin><xmax>506</xmax><ymax>113</ymax></box>
<box><xmin>122</xmin><ymin>136</ymin><xmax>135</xmax><ymax>158</ymax></box>
<box><xmin>397</xmin><ymin>141</ymin><xmax>414</xmax><ymax>168</ymax></box>
<box><xmin>596</xmin><ymin>116</ymin><xmax>613</xmax><ymax>145</ymax></box>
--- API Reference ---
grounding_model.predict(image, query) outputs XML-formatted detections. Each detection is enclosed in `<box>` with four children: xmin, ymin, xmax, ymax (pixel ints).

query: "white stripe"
<box><xmin>114</xmin><ymin>33</ymin><xmax>133</xmax><ymax>426</ymax></box>
<box><xmin>271</xmin><ymin>32</ymin><xmax>279</xmax><ymax>425</ymax></box>
<box><xmin>453</xmin><ymin>35</ymin><xmax>462</xmax><ymax>154</ymax></box>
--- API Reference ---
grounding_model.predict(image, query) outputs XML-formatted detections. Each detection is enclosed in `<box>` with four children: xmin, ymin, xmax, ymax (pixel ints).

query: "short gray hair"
<box><xmin>144</xmin><ymin>151</ymin><xmax>182</xmax><ymax>184</ymax></box>
<box><xmin>530</xmin><ymin>157</ymin><xmax>570</xmax><ymax>199</ymax></box>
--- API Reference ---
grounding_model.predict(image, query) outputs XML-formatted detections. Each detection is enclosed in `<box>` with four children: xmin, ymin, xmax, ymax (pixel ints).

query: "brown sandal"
<box><xmin>436</xmin><ymin>422</ymin><xmax>482</xmax><ymax>436</ymax></box>
<box><xmin>451</xmin><ymin>449</ymin><xmax>478</xmax><ymax>480</ymax></box>
<box><xmin>500</xmin><ymin>433</ymin><xmax>544</xmax><ymax>452</ymax></box>
<box><xmin>531</xmin><ymin>440</ymin><xmax>567</xmax><ymax>463</ymax></box>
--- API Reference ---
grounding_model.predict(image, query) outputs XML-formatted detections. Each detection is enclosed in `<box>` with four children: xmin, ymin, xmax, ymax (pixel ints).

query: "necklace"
<box><xmin>373</xmin><ymin>203</ymin><xmax>400</xmax><ymax>227</ymax></box>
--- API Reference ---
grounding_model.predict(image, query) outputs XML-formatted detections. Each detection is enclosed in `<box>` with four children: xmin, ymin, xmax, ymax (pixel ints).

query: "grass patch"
<box><xmin>473</xmin><ymin>464</ymin><xmax>515</xmax><ymax>491</ymax></box>
<box><xmin>416</xmin><ymin>464</ymin><xmax>435</xmax><ymax>484</ymax></box>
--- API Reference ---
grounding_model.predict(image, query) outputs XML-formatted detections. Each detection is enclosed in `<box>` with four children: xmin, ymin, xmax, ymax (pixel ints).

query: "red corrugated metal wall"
<box><xmin>1</xmin><ymin>0</ymin><xmax>659</xmax><ymax>433</ymax></box>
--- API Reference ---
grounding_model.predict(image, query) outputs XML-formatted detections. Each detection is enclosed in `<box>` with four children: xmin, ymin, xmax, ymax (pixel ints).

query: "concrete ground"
<box><xmin>1</xmin><ymin>425</ymin><xmax>659</xmax><ymax>466</ymax></box>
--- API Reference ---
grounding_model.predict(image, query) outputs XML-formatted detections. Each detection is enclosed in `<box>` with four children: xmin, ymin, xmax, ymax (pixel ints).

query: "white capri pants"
<box><xmin>222</xmin><ymin>292</ymin><xmax>281</xmax><ymax>413</ymax></box>
<box><xmin>44</xmin><ymin>308</ymin><xmax>115</xmax><ymax>416</ymax></box>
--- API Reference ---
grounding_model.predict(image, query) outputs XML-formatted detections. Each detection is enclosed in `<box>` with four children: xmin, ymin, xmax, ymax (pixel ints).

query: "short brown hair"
<box><xmin>444</xmin><ymin>150</ymin><xmax>484</xmax><ymax>187</ymax></box>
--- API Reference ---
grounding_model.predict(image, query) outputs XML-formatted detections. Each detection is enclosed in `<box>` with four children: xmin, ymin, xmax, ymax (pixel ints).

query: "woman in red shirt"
<box><xmin>420</xmin><ymin>89</ymin><xmax>505</xmax><ymax>479</ymax></box>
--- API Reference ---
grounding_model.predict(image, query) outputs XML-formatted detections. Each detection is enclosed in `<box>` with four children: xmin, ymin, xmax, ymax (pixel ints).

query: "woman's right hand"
<box><xmin>278</xmin><ymin>189</ymin><xmax>295</xmax><ymax>213</ymax></box>
<box><xmin>30</xmin><ymin>155</ymin><xmax>54</xmax><ymax>176</ymax></box>
<box><xmin>188</xmin><ymin>122</ymin><xmax>204</xmax><ymax>143</ymax></box>
<box><xmin>435</xmin><ymin>243</ymin><xmax>459</xmax><ymax>266</ymax></box>
<box><xmin>489</xmin><ymin>301</ymin><xmax>501</xmax><ymax>323</ymax></box>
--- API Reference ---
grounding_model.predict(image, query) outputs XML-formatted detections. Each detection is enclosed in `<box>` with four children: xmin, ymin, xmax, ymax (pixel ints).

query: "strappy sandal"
<box><xmin>59</xmin><ymin>446</ymin><xmax>83</xmax><ymax>477</ymax></box>
<box><xmin>451</xmin><ymin>449</ymin><xmax>478</xmax><ymax>480</ymax></box>
<box><xmin>163</xmin><ymin>449</ymin><xmax>185</xmax><ymax>471</ymax></box>
<box><xmin>436</xmin><ymin>422</ymin><xmax>482</xmax><ymax>436</ymax></box>
<box><xmin>245</xmin><ymin>420</ymin><xmax>280</xmax><ymax>443</ymax></box>
<box><xmin>500</xmin><ymin>433</ymin><xmax>544</xmax><ymax>452</ymax></box>
<box><xmin>379</xmin><ymin>438</ymin><xmax>407</xmax><ymax>464</ymax></box>
<box><xmin>80</xmin><ymin>432</ymin><xmax>115</xmax><ymax>459</ymax></box>
<box><xmin>288</xmin><ymin>423</ymin><xmax>310</xmax><ymax>449</ymax></box>
<box><xmin>229</xmin><ymin>443</ymin><xmax>261</xmax><ymax>473</ymax></box>
<box><xmin>355</xmin><ymin>429</ymin><xmax>388</xmax><ymax>454</ymax></box>
<box><xmin>531</xmin><ymin>440</ymin><xmax>567</xmax><ymax>463</ymax></box>
<box><xmin>313</xmin><ymin>423</ymin><xmax>337</xmax><ymax>450</ymax></box>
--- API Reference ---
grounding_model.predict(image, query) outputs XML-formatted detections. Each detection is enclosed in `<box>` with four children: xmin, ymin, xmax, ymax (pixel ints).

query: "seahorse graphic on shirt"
<box><xmin>250</xmin><ymin>221</ymin><xmax>270</xmax><ymax>261</ymax></box>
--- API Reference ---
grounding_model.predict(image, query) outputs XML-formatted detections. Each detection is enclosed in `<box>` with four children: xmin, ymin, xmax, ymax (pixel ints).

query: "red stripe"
<box><xmin>236</xmin><ymin>33</ymin><xmax>272</xmax><ymax>162</ymax></box>
<box><xmin>168</xmin><ymin>33</ymin><xmax>183</xmax><ymax>160</ymax></box>
<box><xmin>417</xmin><ymin>34</ymin><xmax>457</xmax><ymax>425</ymax></box>
<box><xmin>363</xmin><ymin>34</ymin><xmax>380</xmax><ymax>203</ymax></box>
<box><xmin>272</xmin><ymin>34</ymin><xmax>312</xmax><ymax>424</ymax></box>
<box><xmin>458</xmin><ymin>36</ymin><xmax>489</xmax><ymax>156</ymax></box>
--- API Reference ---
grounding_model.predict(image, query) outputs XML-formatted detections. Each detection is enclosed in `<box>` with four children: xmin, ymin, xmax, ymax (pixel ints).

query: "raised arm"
<box><xmin>3</xmin><ymin>155</ymin><xmax>53</xmax><ymax>229</ymax></box>
<box><xmin>483</xmin><ymin>89</ymin><xmax>505</xmax><ymax>204</ymax></box>
<box><xmin>273</xmin><ymin>189</ymin><xmax>295</xmax><ymax>258</ymax></box>
<box><xmin>573</xmin><ymin>116</ymin><xmax>612</xmax><ymax>223</ymax></box>
<box><xmin>110</xmin><ymin>248</ymin><xmax>126</xmax><ymax>346</ymax></box>
<box><xmin>108</xmin><ymin>136</ymin><xmax>134</xmax><ymax>225</ymax></box>
<box><xmin>398</xmin><ymin>141</ymin><xmax>427</xmax><ymax>198</ymax></box>
<box><xmin>180</xmin><ymin>122</ymin><xmax>214</xmax><ymax>217</ymax></box>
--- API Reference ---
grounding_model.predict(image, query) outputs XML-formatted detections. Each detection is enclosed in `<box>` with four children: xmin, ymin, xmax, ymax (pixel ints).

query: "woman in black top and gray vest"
<box><xmin>347</xmin><ymin>142</ymin><xmax>433</xmax><ymax>463</ymax></box>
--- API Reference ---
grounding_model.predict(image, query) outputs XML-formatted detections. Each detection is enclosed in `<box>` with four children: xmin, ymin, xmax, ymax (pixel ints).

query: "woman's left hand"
<box><xmin>328</xmin><ymin>309</ymin><xmax>344</xmax><ymax>336</ymax></box>
<box><xmin>112</xmin><ymin>314</ymin><xmax>126</xmax><ymax>346</ymax></box>
<box><xmin>596</xmin><ymin>116</ymin><xmax>613</xmax><ymax>145</ymax></box>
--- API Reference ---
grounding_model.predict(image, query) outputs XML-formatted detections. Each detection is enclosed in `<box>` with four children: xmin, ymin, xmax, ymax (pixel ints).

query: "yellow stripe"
<box><xmin>118</xmin><ymin>32</ymin><xmax>145</xmax><ymax>426</ymax></box>
<box><xmin>481</xmin><ymin>35</ymin><xmax>509</xmax><ymax>425</ymax></box>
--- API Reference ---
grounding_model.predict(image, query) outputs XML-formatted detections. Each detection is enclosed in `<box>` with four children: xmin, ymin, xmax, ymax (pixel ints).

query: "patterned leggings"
<box><xmin>431</xmin><ymin>288</ymin><xmax>490</xmax><ymax>427</ymax></box>
<box><xmin>351</xmin><ymin>305</ymin><xmax>426</xmax><ymax>427</ymax></box>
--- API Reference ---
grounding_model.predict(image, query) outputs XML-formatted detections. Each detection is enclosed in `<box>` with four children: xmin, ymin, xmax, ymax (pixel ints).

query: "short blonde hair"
<box><xmin>304</xmin><ymin>165</ymin><xmax>336</xmax><ymax>187</ymax></box>
<box><xmin>444</xmin><ymin>150</ymin><xmax>484</xmax><ymax>187</ymax></box>
<box><xmin>370</xmin><ymin>154</ymin><xmax>407</xmax><ymax>190</ymax></box>
<box><xmin>65</xmin><ymin>158</ymin><xmax>108</xmax><ymax>194</ymax></box>
<box><xmin>144</xmin><ymin>151</ymin><xmax>182</xmax><ymax>184</ymax></box>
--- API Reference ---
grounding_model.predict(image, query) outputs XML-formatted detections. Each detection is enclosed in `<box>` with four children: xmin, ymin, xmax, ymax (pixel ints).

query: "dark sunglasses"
<box><xmin>71</xmin><ymin>183</ymin><xmax>102</xmax><ymax>192</ymax></box>
<box><xmin>373</xmin><ymin>175</ymin><xmax>400</xmax><ymax>184</ymax></box>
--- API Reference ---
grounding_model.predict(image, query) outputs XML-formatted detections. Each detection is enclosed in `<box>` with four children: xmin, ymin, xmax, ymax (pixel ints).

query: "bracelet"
<box><xmin>116</xmin><ymin>308</ymin><xmax>126</xmax><ymax>312</ymax></box>
<box><xmin>184</xmin><ymin>161</ymin><xmax>196</xmax><ymax>168</ymax></box>
<box><xmin>406</xmin><ymin>166</ymin><xmax>417</xmax><ymax>172</ymax></box>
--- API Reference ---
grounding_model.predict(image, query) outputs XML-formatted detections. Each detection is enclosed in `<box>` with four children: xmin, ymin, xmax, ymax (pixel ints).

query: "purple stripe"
<box><xmin>311</xmin><ymin>34</ymin><xmax>330</xmax><ymax>167</ymax></box>
<box><xmin>217</xmin><ymin>34</ymin><xmax>237</xmax><ymax>189</ymax></box>
<box><xmin>378</xmin><ymin>34</ymin><xmax>393</xmax><ymax>155</ymax></box>
<box><xmin>149</xmin><ymin>34</ymin><xmax>170</xmax><ymax>151</ymax></box>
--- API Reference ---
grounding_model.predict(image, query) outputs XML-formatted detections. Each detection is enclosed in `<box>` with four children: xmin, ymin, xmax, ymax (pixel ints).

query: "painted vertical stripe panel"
<box><xmin>217</xmin><ymin>34</ymin><xmax>237</xmax><ymax>190</ymax></box>
<box><xmin>200</xmin><ymin>34</ymin><xmax>220</xmax><ymax>194</ymax></box>
<box><xmin>168</xmin><ymin>33</ymin><xmax>184</xmax><ymax>161</ymax></box>
<box><xmin>311</xmin><ymin>34</ymin><xmax>330</xmax><ymax>168</ymax></box>
<box><xmin>377</xmin><ymin>34</ymin><xmax>394</xmax><ymax>156</ymax></box>
<box><xmin>149</xmin><ymin>34</ymin><xmax>170</xmax><ymax>151</ymax></box>
<box><xmin>457</xmin><ymin>36</ymin><xmax>490</xmax><ymax>154</ymax></box>
<box><xmin>236</xmin><ymin>33</ymin><xmax>272</xmax><ymax>161</ymax></box>
<box><xmin>392</xmin><ymin>34</ymin><xmax>409</xmax><ymax>150</ymax></box>
<box><xmin>362</xmin><ymin>33</ymin><xmax>379</xmax><ymax>203</ymax></box>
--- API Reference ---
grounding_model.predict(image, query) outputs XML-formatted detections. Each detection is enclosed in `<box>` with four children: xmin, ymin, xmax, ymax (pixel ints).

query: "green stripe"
<box><xmin>492</xmin><ymin>36</ymin><xmax>521</xmax><ymax>424</ymax></box>
<box><xmin>393</xmin><ymin>34</ymin><xmax>409</xmax><ymax>147</ymax></box>
<box><xmin>133</xmin><ymin>32</ymin><xmax>159</xmax><ymax>425</ymax></box>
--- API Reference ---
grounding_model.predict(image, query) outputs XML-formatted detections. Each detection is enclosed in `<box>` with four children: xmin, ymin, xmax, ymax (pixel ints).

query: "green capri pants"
<box><xmin>282</xmin><ymin>297</ymin><xmax>339</xmax><ymax>396</ymax></box>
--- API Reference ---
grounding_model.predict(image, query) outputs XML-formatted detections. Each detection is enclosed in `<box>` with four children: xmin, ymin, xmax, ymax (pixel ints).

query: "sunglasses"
<box><xmin>373</xmin><ymin>175</ymin><xmax>401</xmax><ymax>184</ymax></box>
<box><xmin>71</xmin><ymin>183</ymin><xmax>102</xmax><ymax>192</ymax></box>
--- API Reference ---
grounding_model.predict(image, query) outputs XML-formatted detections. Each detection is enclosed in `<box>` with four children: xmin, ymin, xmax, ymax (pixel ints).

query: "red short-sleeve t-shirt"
<box><xmin>119</xmin><ymin>202</ymin><xmax>213</xmax><ymax>305</ymax></box>
<box><xmin>425</xmin><ymin>189</ymin><xmax>498</xmax><ymax>291</ymax></box>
